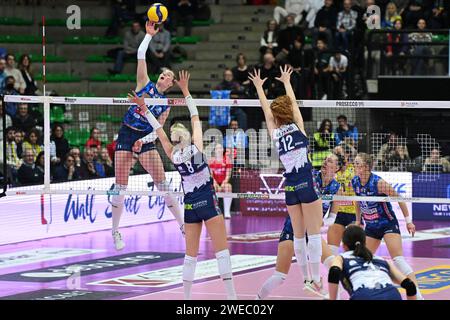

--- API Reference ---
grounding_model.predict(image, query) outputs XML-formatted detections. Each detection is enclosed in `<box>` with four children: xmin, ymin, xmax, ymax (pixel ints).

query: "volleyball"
<box><xmin>147</xmin><ymin>3</ymin><xmax>168</xmax><ymax>23</ymax></box>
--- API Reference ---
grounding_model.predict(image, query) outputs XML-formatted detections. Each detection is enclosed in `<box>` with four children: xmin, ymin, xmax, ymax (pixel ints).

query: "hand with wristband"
<box><xmin>405</xmin><ymin>215</ymin><xmax>415</xmax><ymax>237</ymax></box>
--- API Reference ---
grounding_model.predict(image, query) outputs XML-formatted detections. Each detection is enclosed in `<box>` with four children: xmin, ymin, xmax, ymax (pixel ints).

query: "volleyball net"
<box><xmin>1</xmin><ymin>95</ymin><xmax>450</xmax><ymax>208</ymax></box>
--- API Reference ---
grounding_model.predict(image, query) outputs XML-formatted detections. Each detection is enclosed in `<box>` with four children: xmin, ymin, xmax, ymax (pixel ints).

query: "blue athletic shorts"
<box><xmin>335</xmin><ymin>212</ymin><xmax>356</xmax><ymax>227</ymax></box>
<box><xmin>351</xmin><ymin>285</ymin><xmax>402</xmax><ymax>300</ymax></box>
<box><xmin>184</xmin><ymin>188</ymin><xmax>222</xmax><ymax>224</ymax></box>
<box><xmin>115</xmin><ymin>124</ymin><xmax>156</xmax><ymax>154</ymax></box>
<box><xmin>284</xmin><ymin>171</ymin><xmax>319</xmax><ymax>206</ymax></box>
<box><xmin>364</xmin><ymin>219</ymin><xmax>401</xmax><ymax>240</ymax></box>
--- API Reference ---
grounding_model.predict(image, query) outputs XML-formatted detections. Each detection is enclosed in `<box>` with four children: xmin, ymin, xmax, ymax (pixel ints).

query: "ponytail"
<box><xmin>343</xmin><ymin>225</ymin><xmax>373</xmax><ymax>262</ymax></box>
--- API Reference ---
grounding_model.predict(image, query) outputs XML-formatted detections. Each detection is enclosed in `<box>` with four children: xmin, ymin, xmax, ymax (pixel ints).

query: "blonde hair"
<box><xmin>270</xmin><ymin>95</ymin><xmax>294</xmax><ymax>126</ymax></box>
<box><xmin>170</xmin><ymin>122</ymin><xmax>190</xmax><ymax>145</ymax></box>
<box><xmin>356</xmin><ymin>152</ymin><xmax>374</xmax><ymax>169</ymax></box>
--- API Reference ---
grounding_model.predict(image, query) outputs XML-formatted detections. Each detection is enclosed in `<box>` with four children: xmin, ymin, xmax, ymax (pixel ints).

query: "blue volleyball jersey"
<box><xmin>313</xmin><ymin>170</ymin><xmax>341</xmax><ymax>216</ymax></box>
<box><xmin>351</xmin><ymin>173</ymin><xmax>397</xmax><ymax>223</ymax></box>
<box><xmin>172</xmin><ymin>144</ymin><xmax>213</xmax><ymax>197</ymax></box>
<box><xmin>272</xmin><ymin>123</ymin><xmax>312</xmax><ymax>175</ymax></box>
<box><xmin>122</xmin><ymin>81</ymin><xmax>169</xmax><ymax>132</ymax></box>
<box><xmin>340</xmin><ymin>251</ymin><xmax>393</xmax><ymax>296</ymax></box>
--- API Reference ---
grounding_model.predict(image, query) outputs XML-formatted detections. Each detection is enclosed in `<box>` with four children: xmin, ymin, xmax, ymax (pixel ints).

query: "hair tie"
<box><xmin>355</xmin><ymin>241</ymin><xmax>361</xmax><ymax>246</ymax></box>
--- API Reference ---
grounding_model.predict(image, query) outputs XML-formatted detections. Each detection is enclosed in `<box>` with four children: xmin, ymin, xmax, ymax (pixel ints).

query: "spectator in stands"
<box><xmin>258</xmin><ymin>52</ymin><xmax>280</xmax><ymax>99</ymax></box>
<box><xmin>14</xmin><ymin>129</ymin><xmax>24</xmax><ymax>159</ymax></box>
<box><xmin>260</xmin><ymin>20</ymin><xmax>280</xmax><ymax>58</ymax></box>
<box><xmin>22</xmin><ymin>128</ymin><xmax>43</xmax><ymax>161</ymax></box>
<box><xmin>4</xmin><ymin>54</ymin><xmax>26</xmax><ymax>94</ymax></box>
<box><xmin>0</xmin><ymin>58</ymin><xmax>6</xmax><ymax>92</ymax></box>
<box><xmin>69</xmin><ymin>147</ymin><xmax>82</xmax><ymax>168</ymax></box>
<box><xmin>423</xmin><ymin>148</ymin><xmax>450</xmax><ymax>173</ymax></box>
<box><xmin>17</xmin><ymin>149</ymin><xmax>42</xmax><ymax>186</ymax></box>
<box><xmin>209</xmin><ymin>143</ymin><xmax>233</xmax><ymax>219</ymax></box>
<box><xmin>428</xmin><ymin>0</ymin><xmax>448</xmax><ymax>29</ymax></box>
<box><xmin>276</xmin><ymin>14</ymin><xmax>304</xmax><ymax>64</ymax></box>
<box><xmin>287</xmin><ymin>35</ymin><xmax>310</xmax><ymax>98</ymax></box>
<box><xmin>335</xmin><ymin>114</ymin><xmax>358</xmax><ymax>146</ymax></box>
<box><xmin>108</xmin><ymin>21</ymin><xmax>144</xmax><ymax>75</ymax></box>
<box><xmin>170</xmin><ymin>0</ymin><xmax>196</xmax><ymax>37</ymax></box>
<box><xmin>328</xmin><ymin>51</ymin><xmax>349</xmax><ymax>99</ymax></box>
<box><xmin>107</xmin><ymin>135</ymin><xmax>117</xmax><ymax>163</ymax></box>
<box><xmin>409</xmin><ymin>18</ymin><xmax>433</xmax><ymax>75</ymax></box>
<box><xmin>85</xmin><ymin>127</ymin><xmax>102</xmax><ymax>150</ymax></box>
<box><xmin>314</xmin><ymin>39</ymin><xmax>332</xmax><ymax>99</ymax></box>
<box><xmin>311</xmin><ymin>119</ymin><xmax>335</xmax><ymax>169</ymax></box>
<box><xmin>2</xmin><ymin>76</ymin><xmax>20</xmax><ymax>117</ymax></box>
<box><xmin>312</xmin><ymin>0</ymin><xmax>337</xmax><ymax>48</ymax></box>
<box><xmin>402</xmin><ymin>0</ymin><xmax>432</xmax><ymax>28</ymax></box>
<box><xmin>0</xmin><ymin>102</ymin><xmax>12</xmax><ymax>136</ymax></box>
<box><xmin>4</xmin><ymin>127</ymin><xmax>20</xmax><ymax>183</ymax></box>
<box><xmin>385</xmin><ymin>18</ymin><xmax>409</xmax><ymax>75</ymax></box>
<box><xmin>148</xmin><ymin>23</ymin><xmax>172</xmax><ymax>74</ymax></box>
<box><xmin>306</xmin><ymin>0</ymin><xmax>326</xmax><ymax>28</ymax></box>
<box><xmin>195</xmin><ymin>0</ymin><xmax>211</xmax><ymax>20</ymax></box>
<box><xmin>50</xmin><ymin>124</ymin><xmax>70</xmax><ymax>163</ymax></box>
<box><xmin>232</xmin><ymin>53</ymin><xmax>252</xmax><ymax>94</ymax></box>
<box><xmin>105</xmin><ymin>0</ymin><xmax>137</xmax><ymax>37</ymax></box>
<box><xmin>99</xmin><ymin>147</ymin><xmax>115</xmax><ymax>177</ymax></box>
<box><xmin>78</xmin><ymin>148</ymin><xmax>103</xmax><ymax>179</ymax></box>
<box><xmin>376</xmin><ymin>132</ymin><xmax>411</xmax><ymax>171</ymax></box>
<box><xmin>382</xmin><ymin>2</ymin><xmax>402</xmax><ymax>28</ymax></box>
<box><xmin>12</xmin><ymin>103</ymin><xmax>37</xmax><ymax>133</ymax></box>
<box><xmin>215</xmin><ymin>68</ymin><xmax>244</xmax><ymax>99</ymax></box>
<box><xmin>53</xmin><ymin>154</ymin><xmax>80</xmax><ymax>182</ymax></box>
<box><xmin>336</xmin><ymin>0</ymin><xmax>358</xmax><ymax>51</ymax></box>
<box><xmin>18</xmin><ymin>54</ymin><xmax>38</xmax><ymax>95</ymax></box>
<box><xmin>273</xmin><ymin>0</ymin><xmax>308</xmax><ymax>25</ymax></box>
<box><xmin>224</xmin><ymin>119</ymin><xmax>248</xmax><ymax>158</ymax></box>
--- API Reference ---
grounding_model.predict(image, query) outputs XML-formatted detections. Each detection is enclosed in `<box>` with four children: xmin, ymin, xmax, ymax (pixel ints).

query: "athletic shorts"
<box><xmin>351</xmin><ymin>285</ymin><xmax>402</xmax><ymax>300</ymax></box>
<box><xmin>184</xmin><ymin>189</ymin><xmax>222</xmax><ymax>224</ymax></box>
<box><xmin>115</xmin><ymin>124</ymin><xmax>156</xmax><ymax>154</ymax></box>
<box><xmin>334</xmin><ymin>212</ymin><xmax>356</xmax><ymax>227</ymax></box>
<box><xmin>364</xmin><ymin>219</ymin><xmax>400</xmax><ymax>240</ymax></box>
<box><xmin>284</xmin><ymin>171</ymin><xmax>319</xmax><ymax>206</ymax></box>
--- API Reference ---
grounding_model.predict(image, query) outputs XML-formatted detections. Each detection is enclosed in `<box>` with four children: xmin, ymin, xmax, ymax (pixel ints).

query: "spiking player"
<box><xmin>110</xmin><ymin>21</ymin><xmax>184</xmax><ymax>251</ymax></box>
<box><xmin>249</xmin><ymin>65</ymin><xmax>326</xmax><ymax>295</ymax></box>
<box><xmin>256</xmin><ymin>154</ymin><xmax>341</xmax><ymax>299</ymax></box>
<box><xmin>352</xmin><ymin>152</ymin><xmax>424</xmax><ymax>299</ymax></box>
<box><xmin>129</xmin><ymin>71</ymin><xmax>237</xmax><ymax>300</ymax></box>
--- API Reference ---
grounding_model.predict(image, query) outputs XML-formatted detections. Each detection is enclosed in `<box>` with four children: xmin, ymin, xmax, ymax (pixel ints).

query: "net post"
<box><xmin>1</xmin><ymin>94</ymin><xmax>7</xmax><ymax>198</ymax></box>
<box><xmin>43</xmin><ymin>95</ymin><xmax>51</xmax><ymax>192</ymax></box>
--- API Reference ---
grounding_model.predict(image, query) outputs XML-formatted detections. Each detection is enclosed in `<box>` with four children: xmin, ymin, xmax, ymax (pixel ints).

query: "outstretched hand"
<box><xmin>128</xmin><ymin>91</ymin><xmax>148</xmax><ymax>115</ymax></box>
<box><xmin>175</xmin><ymin>70</ymin><xmax>190</xmax><ymax>93</ymax></box>
<box><xmin>145</xmin><ymin>21</ymin><xmax>159</xmax><ymax>36</ymax></box>
<box><xmin>248</xmin><ymin>69</ymin><xmax>267</xmax><ymax>88</ymax></box>
<box><xmin>275</xmin><ymin>65</ymin><xmax>293</xmax><ymax>84</ymax></box>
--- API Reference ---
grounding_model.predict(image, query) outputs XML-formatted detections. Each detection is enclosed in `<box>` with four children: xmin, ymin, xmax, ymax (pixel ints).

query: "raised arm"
<box><xmin>248</xmin><ymin>69</ymin><xmax>276</xmax><ymax>136</ymax></box>
<box><xmin>378</xmin><ymin>179</ymin><xmax>415</xmax><ymax>237</ymax></box>
<box><xmin>175</xmin><ymin>70</ymin><xmax>203</xmax><ymax>152</ymax></box>
<box><xmin>128</xmin><ymin>91</ymin><xmax>174</xmax><ymax>161</ymax></box>
<box><xmin>275</xmin><ymin>65</ymin><xmax>305</xmax><ymax>133</ymax></box>
<box><xmin>136</xmin><ymin>21</ymin><xmax>159</xmax><ymax>91</ymax></box>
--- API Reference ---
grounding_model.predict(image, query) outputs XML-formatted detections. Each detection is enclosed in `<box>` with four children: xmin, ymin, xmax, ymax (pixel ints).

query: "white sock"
<box><xmin>307</xmin><ymin>234</ymin><xmax>323</xmax><ymax>283</ymax></box>
<box><xmin>111</xmin><ymin>184</ymin><xmax>127</xmax><ymax>233</ymax></box>
<box><xmin>257</xmin><ymin>271</ymin><xmax>286</xmax><ymax>300</ymax></box>
<box><xmin>323</xmin><ymin>255</ymin><xmax>335</xmax><ymax>269</ymax></box>
<box><xmin>393</xmin><ymin>256</ymin><xmax>423</xmax><ymax>299</ymax></box>
<box><xmin>183</xmin><ymin>255</ymin><xmax>197</xmax><ymax>300</ymax></box>
<box><xmin>330</xmin><ymin>245</ymin><xmax>339</xmax><ymax>257</ymax></box>
<box><xmin>164</xmin><ymin>194</ymin><xmax>184</xmax><ymax>227</ymax></box>
<box><xmin>294</xmin><ymin>237</ymin><xmax>310</xmax><ymax>282</ymax></box>
<box><xmin>223</xmin><ymin>197</ymin><xmax>232</xmax><ymax>217</ymax></box>
<box><xmin>216</xmin><ymin>249</ymin><xmax>237</xmax><ymax>300</ymax></box>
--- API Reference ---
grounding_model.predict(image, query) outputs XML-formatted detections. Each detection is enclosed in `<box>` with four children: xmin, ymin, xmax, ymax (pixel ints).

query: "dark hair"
<box><xmin>90</xmin><ymin>127</ymin><xmax>99</xmax><ymax>137</ymax></box>
<box><xmin>51</xmin><ymin>123</ymin><xmax>64</xmax><ymax>138</ymax></box>
<box><xmin>5</xmin><ymin>53</ymin><xmax>15</xmax><ymax>61</ymax></box>
<box><xmin>18</xmin><ymin>54</ymin><xmax>32</xmax><ymax>74</ymax></box>
<box><xmin>35</xmin><ymin>151</ymin><xmax>45</xmax><ymax>166</ymax></box>
<box><xmin>337</xmin><ymin>114</ymin><xmax>347</xmax><ymax>121</ymax></box>
<box><xmin>5</xmin><ymin>75</ymin><xmax>15</xmax><ymax>83</ymax></box>
<box><xmin>318</xmin><ymin>119</ymin><xmax>332</xmax><ymax>133</ymax></box>
<box><xmin>25</xmin><ymin>128</ymin><xmax>41</xmax><ymax>144</ymax></box>
<box><xmin>236</xmin><ymin>53</ymin><xmax>246</xmax><ymax>64</ymax></box>
<box><xmin>343</xmin><ymin>225</ymin><xmax>373</xmax><ymax>262</ymax></box>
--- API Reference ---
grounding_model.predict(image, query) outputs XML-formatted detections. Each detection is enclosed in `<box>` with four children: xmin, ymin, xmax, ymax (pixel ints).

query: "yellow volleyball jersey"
<box><xmin>335</xmin><ymin>164</ymin><xmax>357</xmax><ymax>214</ymax></box>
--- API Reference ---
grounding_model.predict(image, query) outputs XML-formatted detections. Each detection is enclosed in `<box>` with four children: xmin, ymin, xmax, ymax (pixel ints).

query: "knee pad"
<box><xmin>111</xmin><ymin>184</ymin><xmax>127</xmax><ymax>207</ymax></box>
<box><xmin>294</xmin><ymin>237</ymin><xmax>308</xmax><ymax>265</ymax></box>
<box><xmin>307</xmin><ymin>234</ymin><xmax>323</xmax><ymax>264</ymax></box>
<box><xmin>182</xmin><ymin>255</ymin><xmax>197</xmax><ymax>282</ymax></box>
<box><xmin>393</xmin><ymin>256</ymin><xmax>414</xmax><ymax>276</ymax></box>
<box><xmin>216</xmin><ymin>249</ymin><xmax>232</xmax><ymax>277</ymax></box>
